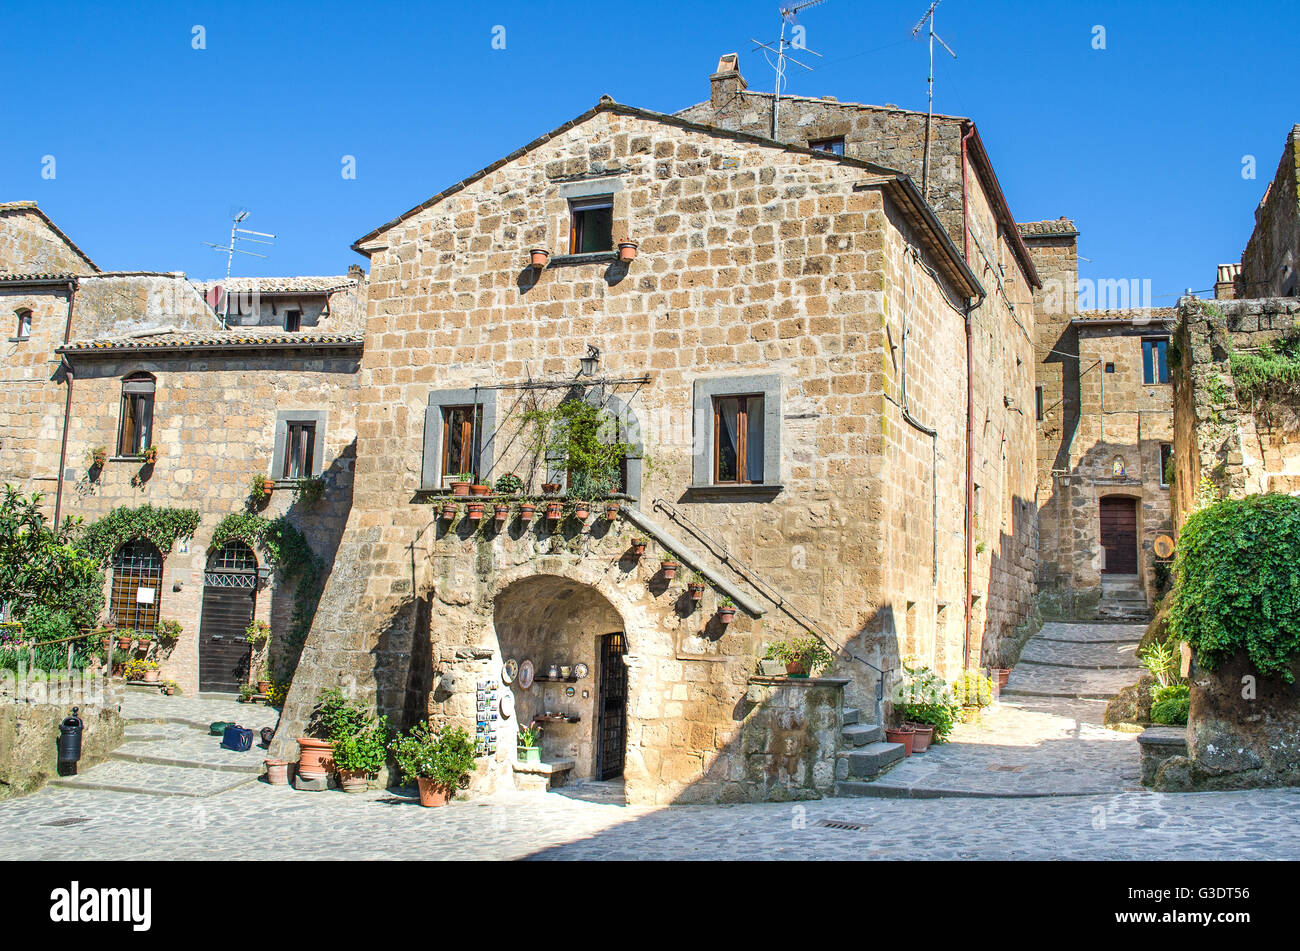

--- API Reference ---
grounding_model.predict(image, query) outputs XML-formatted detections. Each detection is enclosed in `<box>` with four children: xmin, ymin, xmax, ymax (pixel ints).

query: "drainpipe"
<box><xmin>52</xmin><ymin>279</ymin><xmax>77</xmax><ymax>527</ymax></box>
<box><xmin>961</xmin><ymin>124</ymin><xmax>977</xmax><ymax>669</ymax></box>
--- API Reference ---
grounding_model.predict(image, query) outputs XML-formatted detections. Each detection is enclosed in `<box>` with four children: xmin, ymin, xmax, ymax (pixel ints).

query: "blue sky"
<box><xmin>4</xmin><ymin>0</ymin><xmax>1297</xmax><ymax>303</ymax></box>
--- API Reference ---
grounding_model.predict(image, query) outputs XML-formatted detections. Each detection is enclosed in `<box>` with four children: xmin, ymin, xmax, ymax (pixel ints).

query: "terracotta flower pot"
<box><xmin>630</xmin><ymin>539</ymin><xmax>647</xmax><ymax>557</ymax></box>
<box><xmin>961</xmin><ymin>704</ymin><xmax>982</xmax><ymax>722</ymax></box>
<box><xmin>163</xmin><ymin>686</ymin><xmax>176</xmax><ymax>696</ymax></box>
<box><xmin>660</xmin><ymin>560</ymin><xmax>679</xmax><ymax>579</ymax></box>
<box><xmin>519</xmin><ymin>503</ymin><xmax>536</xmax><ymax>521</ymax></box>
<box><xmin>529</xmin><ymin>249</ymin><xmax>549</xmax><ymax>269</ymax></box>
<box><xmin>92</xmin><ymin>451</ymin><xmax>107</xmax><ymax>467</ymax></box>
<box><xmin>545</xmin><ymin>501</ymin><xmax>563</xmax><ymax>520</ymax></box>
<box><xmin>470</xmin><ymin>484</ymin><xmax>491</xmax><ymax>496</ymax></box>
<box><xmin>718</xmin><ymin>606</ymin><xmax>737</xmax><ymax>624</ymax></box>
<box><xmin>542</xmin><ymin>482</ymin><xmax>561</xmax><ymax>494</ymax></box>
<box><xmin>786</xmin><ymin>660</ymin><xmax>809</xmax><ymax>679</ymax></box>
<box><xmin>440</xmin><ymin>502</ymin><xmax>457</xmax><ymax>520</ymax></box>
<box><xmin>416</xmin><ymin>776</ymin><xmax>452</xmax><ymax>807</ymax></box>
<box><xmin>450</xmin><ymin>480</ymin><xmax>471</xmax><ymax>497</ymax></box>
<box><xmin>466</xmin><ymin>501</ymin><xmax>484</xmax><ymax>521</ymax></box>
<box><xmin>907</xmin><ymin>723</ymin><xmax>934</xmax><ymax>753</ymax></box>
<box><xmin>992</xmin><ymin>668</ymin><xmax>1011</xmax><ymax>689</ymax></box>
<box><xmin>688</xmin><ymin>583</ymin><xmax>705</xmax><ymax>601</ymax></box>
<box><xmin>618</xmin><ymin>242</ymin><xmax>638</xmax><ymax>262</ymax></box>
<box><xmin>337</xmin><ymin>769</ymin><xmax>370</xmax><ymax>794</ymax></box>
<box><xmin>142</xmin><ymin>448</ymin><xmax>158</xmax><ymax>464</ymax></box>
<box><xmin>261</xmin><ymin>478</ymin><xmax>275</xmax><ymax>494</ymax></box>
<box><xmin>604</xmin><ymin>503</ymin><xmax>620</xmax><ymax>520</ymax></box>
<box><xmin>264</xmin><ymin>759</ymin><xmax>290</xmax><ymax>785</ymax></box>
<box><xmin>296</xmin><ymin>737</ymin><xmax>334</xmax><ymax>779</ymax></box>
<box><xmin>885</xmin><ymin>726</ymin><xmax>916</xmax><ymax>756</ymax></box>
<box><xmin>99</xmin><ymin>637</ymin><xmax>111</xmax><ymax>652</ymax></box>
<box><xmin>116</xmin><ymin>636</ymin><xmax>133</xmax><ymax>650</ymax></box>
<box><xmin>142</xmin><ymin>668</ymin><xmax>159</xmax><ymax>683</ymax></box>
<box><xmin>573</xmin><ymin>502</ymin><xmax>590</xmax><ymax>520</ymax></box>
<box><xmin>257</xmin><ymin>680</ymin><xmax>272</xmax><ymax>694</ymax></box>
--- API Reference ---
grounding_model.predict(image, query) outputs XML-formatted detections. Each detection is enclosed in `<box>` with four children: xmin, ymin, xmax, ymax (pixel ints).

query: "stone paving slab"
<box><xmin>1036</xmin><ymin>622</ymin><xmax>1148</xmax><ymax>644</ymax></box>
<box><xmin>3</xmin><ymin>778</ymin><xmax>1299</xmax><ymax>860</ymax></box>
<box><xmin>48</xmin><ymin>761</ymin><xmax>257</xmax><ymax>798</ymax></box>
<box><xmin>1019</xmin><ymin>637</ymin><xmax>1141</xmax><ymax>669</ymax></box>
<box><xmin>1002</xmin><ymin>663</ymin><xmax>1139</xmax><ymax>699</ymax></box>
<box><xmin>112</xmin><ymin>733</ymin><xmax>268</xmax><ymax>774</ymax></box>
<box><xmin>120</xmin><ymin>691</ymin><xmax>280</xmax><ymax>733</ymax></box>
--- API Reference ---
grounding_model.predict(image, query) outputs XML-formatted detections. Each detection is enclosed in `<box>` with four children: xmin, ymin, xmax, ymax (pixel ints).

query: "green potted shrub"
<box><xmin>297</xmin><ymin>688</ymin><xmax>371</xmax><ymax>781</ymax></box>
<box><xmin>331</xmin><ymin>715</ymin><xmax>390</xmax><ymax>793</ymax></box>
<box><xmin>952</xmin><ymin>668</ymin><xmax>994</xmax><ymax>720</ymax></box>
<box><xmin>123</xmin><ymin>658</ymin><xmax>159</xmax><ymax>683</ymax></box>
<box><xmin>494</xmin><ymin>473</ymin><xmax>524</xmax><ymax>495</ymax></box>
<box><xmin>764</xmin><ymin>635</ymin><xmax>833</xmax><ymax>678</ymax></box>
<box><xmin>518</xmin><ymin>721</ymin><xmax>542</xmax><ymax>764</ymax></box>
<box><xmin>249</xmin><ymin>474</ymin><xmax>273</xmax><ymax>504</ymax></box>
<box><xmin>155</xmin><ymin>618</ymin><xmax>182</xmax><ymax>644</ymax></box>
<box><xmin>893</xmin><ymin>661</ymin><xmax>961</xmax><ymax>751</ymax></box>
<box><xmin>449</xmin><ymin>472</ymin><xmax>474</xmax><ymax>496</ymax></box>
<box><xmin>389</xmin><ymin>721</ymin><xmax>477</xmax><ymax>807</ymax></box>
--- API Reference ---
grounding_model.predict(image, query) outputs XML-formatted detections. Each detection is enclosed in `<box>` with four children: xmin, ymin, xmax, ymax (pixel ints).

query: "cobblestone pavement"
<box><xmin>863</xmin><ymin>621</ymin><xmax>1146</xmax><ymax>798</ymax></box>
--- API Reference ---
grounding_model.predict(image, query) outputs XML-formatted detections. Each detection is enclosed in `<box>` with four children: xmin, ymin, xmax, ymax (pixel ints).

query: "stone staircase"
<box><xmin>1097</xmin><ymin>574</ymin><xmax>1150</xmax><ymax>622</ymax></box>
<box><xmin>832</xmin><ymin>706</ymin><xmax>906</xmax><ymax>796</ymax></box>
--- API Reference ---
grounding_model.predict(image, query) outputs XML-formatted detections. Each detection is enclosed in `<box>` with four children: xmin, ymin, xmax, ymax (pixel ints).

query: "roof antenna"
<box><xmin>751</xmin><ymin>0</ymin><xmax>827</xmax><ymax>139</ymax></box>
<box><xmin>912</xmin><ymin>0</ymin><xmax>957</xmax><ymax>199</ymax></box>
<box><xmin>203</xmin><ymin>208</ymin><xmax>275</xmax><ymax>329</ymax></box>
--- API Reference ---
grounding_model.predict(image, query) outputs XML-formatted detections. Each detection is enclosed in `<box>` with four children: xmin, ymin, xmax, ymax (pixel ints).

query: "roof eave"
<box><xmin>963</xmin><ymin>123</ymin><xmax>1041</xmax><ymax>289</ymax></box>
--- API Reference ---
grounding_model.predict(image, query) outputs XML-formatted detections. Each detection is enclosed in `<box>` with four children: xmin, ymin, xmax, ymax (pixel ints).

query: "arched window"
<box><xmin>204</xmin><ymin>541</ymin><xmax>258</xmax><ymax>586</ymax></box>
<box><xmin>117</xmin><ymin>372</ymin><xmax>155</xmax><ymax>457</ymax></box>
<box><xmin>14</xmin><ymin>309</ymin><xmax>32</xmax><ymax>340</ymax></box>
<box><xmin>110</xmin><ymin>540</ymin><xmax>163</xmax><ymax>631</ymax></box>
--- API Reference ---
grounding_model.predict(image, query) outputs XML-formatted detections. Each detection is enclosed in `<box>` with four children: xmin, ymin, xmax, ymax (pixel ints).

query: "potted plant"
<box><xmin>141</xmin><ymin>444</ymin><xmax>159</xmax><ymax>465</ymax></box>
<box><xmin>331</xmin><ymin>715</ymin><xmax>389</xmax><ymax>794</ymax></box>
<box><xmin>630</xmin><ymin>537</ymin><xmax>647</xmax><ymax>558</ymax></box>
<box><xmin>660</xmin><ymin>556</ymin><xmax>680</xmax><ymax>580</ymax></box>
<box><xmin>88</xmin><ymin>447</ymin><xmax>107</xmax><ymax>468</ymax></box>
<box><xmin>493</xmin><ymin>503</ymin><xmax>510</xmax><ymax>527</ymax></box>
<box><xmin>952</xmin><ymin>669</ymin><xmax>994</xmax><ymax>721</ymax></box>
<box><xmin>449</xmin><ymin>473</ymin><xmax>473</xmax><ymax>496</ymax></box>
<box><xmin>884</xmin><ymin>724</ymin><xmax>917</xmax><ymax>756</ymax></box>
<box><xmin>293</xmin><ymin>476</ymin><xmax>326</xmax><ymax>506</ymax></box>
<box><xmin>124</xmin><ymin>659</ymin><xmax>160</xmax><ymax>683</ymax></box>
<box><xmin>542</xmin><ymin>481</ymin><xmax>561</xmax><ymax>494</ymax></box>
<box><xmin>494</xmin><ymin>473</ymin><xmax>524</xmax><ymax>495</ymax></box>
<box><xmin>160</xmin><ymin>679</ymin><xmax>178</xmax><ymax>696</ymax></box>
<box><xmin>466</xmin><ymin>500</ymin><xmax>485</xmax><ymax>521</ymax></box>
<box><xmin>249</xmin><ymin>474</ymin><xmax>273</xmax><ymax>505</ymax></box>
<box><xmin>893</xmin><ymin>661</ymin><xmax>961</xmax><ymax>749</ymax></box>
<box><xmin>155</xmin><ymin>618</ymin><xmax>182</xmax><ymax>644</ymax></box>
<box><xmin>116</xmin><ymin>632</ymin><xmax>134</xmax><ymax>651</ymax></box>
<box><xmin>518</xmin><ymin>721</ymin><xmax>542</xmax><ymax>764</ymax></box>
<box><xmin>440</xmin><ymin>500</ymin><xmax>458</xmax><ymax>521</ymax></box>
<box><xmin>604</xmin><ymin>501</ymin><xmax>620</xmax><ymax>521</ymax></box>
<box><xmin>763</xmin><ymin>635</ymin><xmax>833</xmax><ymax>678</ymax></box>
<box><xmin>239</xmin><ymin>682</ymin><xmax>256</xmax><ymax>702</ymax></box>
<box><xmin>134</xmin><ymin>630</ymin><xmax>154</xmax><ymax>654</ymax></box>
<box><xmin>687</xmin><ymin>572</ymin><xmax>706</xmax><ymax>602</ymax></box>
<box><xmin>529</xmin><ymin>248</ymin><xmax>550</xmax><ymax>269</ymax></box>
<box><xmin>718</xmin><ymin>597</ymin><xmax>737</xmax><ymax>625</ymax></box>
<box><xmin>990</xmin><ymin>666</ymin><xmax>1012</xmax><ymax>689</ymax></box>
<box><xmin>545</xmin><ymin>500</ymin><xmax>563</xmax><ymax>521</ymax></box>
<box><xmin>389</xmin><ymin>721</ymin><xmax>477</xmax><ymax>807</ymax></box>
<box><xmin>572</xmin><ymin>500</ymin><xmax>591</xmax><ymax>521</ymax></box>
<box><xmin>469</xmin><ymin>479</ymin><xmax>491</xmax><ymax>496</ymax></box>
<box><xmin>298</xmin><ymin>688</ymin><xmax>371</xmax><ymax>781</ymax></box>
<box><xmin>518</xmin><ymin>501</ymin><xmax>536</xmax><ymax>521</ymax></box>
<box><xmin>245</xmin><ymin>619</ymin><xmax>271</xmax><ymax>649</ymax></box>
<box><xmin>264</xmin><ymin>759</ymin><xmax>290</xmax><ymax>785</ymax></box>
<box><xmin>617</xmin><ymin>238</ymin><xmax>638</xmax><ymax>262</ymax></box>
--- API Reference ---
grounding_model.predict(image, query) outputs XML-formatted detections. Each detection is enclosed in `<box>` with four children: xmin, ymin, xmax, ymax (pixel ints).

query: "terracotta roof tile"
<box><xmin>59</xmin><ymin>331</ymin><xmax>363</xmax><ymax>354</ymax></box>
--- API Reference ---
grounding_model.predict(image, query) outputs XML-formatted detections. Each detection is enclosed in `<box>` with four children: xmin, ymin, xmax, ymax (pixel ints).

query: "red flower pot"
<box><xmin>529</xmin><ymin>249</ymin><xmax>549</xmax><ymax>269</ymax></box>
<box><xmin>618</xmin><ymin>242</ymin><xmax>638</xmax><ymax>262</ymax></box>
<box><xmin>450</xmin><ymin>481</ymin><xmax>471</xmax><ymax>497</ymax></box>
<box><xmin>688</xmin><ymin>583</ymin><xmax>705</xmax><ymax>601</ymax></box>
<box><xmin>519</xmin><ymin>504</ymin><xmax>536</xmax><ymax>521</ymax></box>
<box><xmin>542</xmin><ymin>482</ymin><xmax>561</xmax><ymax>494</ymax></box>
<box><xmin>718</xmin><ymin>606</ymin><xmax>736</xmax><ymax>624</ymax></box>
<box><xmin>660</xmin><ymin>560</ymin><xmax>679</xmax><ymax>580</ymax></box>
<box><xmin>885</xmin><ymin>727</ymin><xmax>916</xmax><ymax>756</ymax></box>
<box><xmin>466</xmin><ymin>502</ymin><xmax>484</xmax><ymax>521</ymax></box>
<box><xmin>440</xmin><ymin>502</ymin><xmax>458</xmax><ymax>520</ymax></box>
<box><xmin>906</xmin><ymin>723</ymin><xmax>934</xmax><ymax>753</ymax></box>
<box><xmin>604</xmin><ymin>503</ymin><xmax>620</xmax><ymax>521</ymax></box>
<box><xmin>494</xmin><ymin>504</ymin><xmax>509</xmax><ymax>523</ymax></box>
<box><xmin>630</xmin><ymin>539</ymin><xmax>647</xmax><ymax>557</ymax></box>
<box><xmin>786</xmin><ymin>660</ymin><xmax>809</xmax><ymax>678</ymax></box>
<box><xmin>992</xmin><ymin>668</ymin><xmax>1011</xmax><ymax>689</ymax></box>
<box><xmin>261</xmin><ymin>478</ymin><xmax>275</xmax><ymax>494</ymax></box>
<box><xmin>416</xmin><ymin>776</ymin><xmax>452</xmax><ymax>807</ymax></box>
<box><xmin>545</xmin><ymin>501</ymin><xmax>563</xmax><ymax>521</ymax></box>
<box><xmin>573</xmin><ymin>502</ymin><xmax>590</xmax><ymax>521</ymax></box>
<box><xmin>296</xmin><ymin>738</ymin><xmax>334</xmax><ymax>779</ymax></box>
<box><xmin>470</xmin><ymin>484</ymin><xmax>491</xmax><ymax>496</ymax></box>
<box><xmin>264</xmin><ymin>759</ymin><xmax>290</xmax><ymax>785</ymax></box>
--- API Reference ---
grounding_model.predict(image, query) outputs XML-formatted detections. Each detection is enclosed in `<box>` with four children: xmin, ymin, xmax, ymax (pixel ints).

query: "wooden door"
<box><xmin>1100</xmin><ymin>497</ymin><xmax>1138</xmax><ymax>575</ymax></box>
<box><xmin>199</xmin><ymin>543</ymin><xmax>257</xmax><ymax>693</ymax></box>
<box><xmin>597</xmin><ymin>632</ymin><xmax>628</xmax><ymax>781</ymax></box>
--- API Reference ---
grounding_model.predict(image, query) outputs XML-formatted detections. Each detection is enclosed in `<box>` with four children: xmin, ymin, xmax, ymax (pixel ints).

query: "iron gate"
<box><xmin>597</xmin><ymin>632</ymin><xmax>628</xmax><ymax>781</ymax></box>
<box><xmin>198</xmin><ymin>542</ymin><xmax>257</xmax><ymax>693</ymax></box>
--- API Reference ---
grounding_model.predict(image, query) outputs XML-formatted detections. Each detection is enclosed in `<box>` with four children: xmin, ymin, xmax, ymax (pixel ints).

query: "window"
<box><xmin>569</xmin><ymin>196</ymin><xmax>614</xmax><ymax>254</ymax></box>
<box><xmin>1035</xmin><ymin>385</ymin><xmax>1045</xmax><ymax>422</ymax></box>
<box><xmin>440</xmin><ymin>405</ymin><xmax>483</xmax><ymax>483</ymax></box>
<box><xmin>1160</xmin><ymin>443</ymin><xmax>1174</xmax><ymax>487</ymax></box>
<box><xmin>809</xmin><ymin>137</ymin><xmax>845</xmax><ymax>155</ymax></box>
<box><xmin>284</xmin><ymin>309</ymin><xmax>301</xmax><ymax>332</ymax></box>
<box><xmin>110</xmin><ymin>540</ymin><xmax>163</xmax><ymax>632</ymax></box>
<box><xmin>117</xmin><ymin>373</ymin><xmax>155</xmax><ymax>457</ymax></box>
<box><xmin>15</xmin><ymin>309</ymin><xmax>32</xmax><ymax>339</ymax></box>
<box><xmin>713</xmin><ymin>395</ymin><xmax>765</xmax><ymax>484</ymax></box>
<box><xmin>282</xmin><ymin>421</ymin><xmax>317</xmax><ymax>480</ymax></box>
<box><xmin>1143</xmin><ymin>337</ymin><xmax>1170</xmax><ymax>384</ymax></box>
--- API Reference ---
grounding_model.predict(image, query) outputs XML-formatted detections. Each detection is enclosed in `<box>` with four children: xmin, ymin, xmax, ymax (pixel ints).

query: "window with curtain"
<box><xmin>117</xmin><ymin>373</ymin><xmax>155</xmax><ymax>456</ymax></box>
<box><xmin>282</xmin><ymin>421</ymin><xmax>317</xmax><ymax>479</ymax></box>
<box><xmin>713</xmin><ymin>395</ymin><xmax>765</xmax><ymax>484</ymax></box>
<box><xmin>440</xmin><ymin>405</ymin><xmax>482</xmax><ymax>482</ymax></box>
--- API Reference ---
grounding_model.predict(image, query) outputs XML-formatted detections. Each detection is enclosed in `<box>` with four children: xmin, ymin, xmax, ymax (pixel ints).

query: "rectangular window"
<box><xmin>440</xmin><ymin>405</ymin><xmax>482</xmax><ymax>483</ymax></box>
<box><xmin>117</xmin><ymin>392</ymin><xmax>154</xmax><ymax>456</ymax></box>
<box><xmin>1143</xmin><ymin>337</ymin><xmax>1170</xmax><ymax>384</ymax></box>
<box><xmin>1160</xmin><ymin>443</ymin><xmax>1174</xmax><ymax>487</ymax></box>
<box><xmin>1035</xmin><ymin>386</ymin><xmax>1045</xmax><ymax>422</ymax></box>
<box><xmin>569</xmin><ymin>196</ymin><xmax>614</xmax><ymax>254</ymax></box>
<box><xmin>16</xmin><ymin>310</ymin><xmax>32</xmax><ymax>339</ymax></box>
<box><xmin>713</xmin><ymin>395</ymin><xmax>765</xmax><ymax>484</ymax></box>
<box><xmin>284</xmin><ymin>309</ymin><xmax>301</xmax><ymax>332</ymax></box>
<box><xmin>282</xmin><ymin>422</ymin><xmax>316</xmax><ymax>480</ymax></box>
<box><xmin>809</xmin><ymin>137</ymin><xmax>845</xmax><ymax>155</ymax></box>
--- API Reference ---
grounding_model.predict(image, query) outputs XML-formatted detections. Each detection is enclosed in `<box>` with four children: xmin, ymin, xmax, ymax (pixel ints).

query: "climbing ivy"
<box><xmin>80</xmin><ymin>504</ymin><xmax>201</xmax><ymax>564</ymax></box>
<box><xmin>1228</xmin><ymin>327</ymin><xmax>1300</xmax><ymax>406</ymax></box>
<box><xmin>1168</xmin><ymin>494</ymin><xmax>1300</xmax><ymax>681</ymax></box>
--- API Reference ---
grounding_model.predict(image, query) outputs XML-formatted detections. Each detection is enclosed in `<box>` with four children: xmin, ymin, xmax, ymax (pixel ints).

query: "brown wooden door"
<box><xmin>199</xmin><ymin>544</ymin><xmax>257</xmax><ymax>693</ymax></box>
<box><xmin>1100</xmin><ymin>497</ymin><xmax>1138</xmax><ymax>574</ymax></box>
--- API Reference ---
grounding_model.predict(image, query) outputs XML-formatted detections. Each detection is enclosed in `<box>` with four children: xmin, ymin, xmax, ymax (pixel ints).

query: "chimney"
<box><xmin>710</xmin><ymin>53</ymin><xmax>747</xmax><ymax>109</ymax></box>
<box><xmin>347</xmin><ymin>263</ymin><xmax>365</xmax><ymax>282</ymax></box>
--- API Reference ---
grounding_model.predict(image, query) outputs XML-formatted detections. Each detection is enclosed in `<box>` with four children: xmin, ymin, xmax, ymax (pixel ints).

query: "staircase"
<box><xmin>833</xmin><ymin>706</ymin><xmax>906</xmax><ymax>796</ymax></box>
<box><xmin>1097</xmin><ymin>574</ymin><xmax>1150</xmax><ymax>622</ymax></box>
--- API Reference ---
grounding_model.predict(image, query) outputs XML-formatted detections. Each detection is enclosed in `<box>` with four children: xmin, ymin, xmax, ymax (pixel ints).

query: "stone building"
<box><xmin>269</xmin><ymin>87</ymin><xmax>1047</xmax><ymax>805</ymax></box>
<box><xmin>1231</xmin><ymin>125</ymin><xmax>1300</xmax><ymax>300</ymax></box>
<box><xmin>0</xmin><ymin>203</ymin><xmax>366</xmax><ymax>695</ymax></box>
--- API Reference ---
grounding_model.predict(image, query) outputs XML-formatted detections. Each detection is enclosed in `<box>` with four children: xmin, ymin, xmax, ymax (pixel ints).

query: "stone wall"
<box><xmin>271</xmin><ymin>101</ymin><xmax>995</xmax><ymax>804</ymax></box>
<box><xmin>1238</xmin><ymin>126</ymin><xmax>1300</xmax><ymax>299</ymax></box>
<box><xmin>0</xmin><ymin>203</ymin><xmax>96</xmax><ymax>276</ymax></box>
<box><xmin>0</xmin><ymin>675</ymin><xmax>124</xmax><ymax>800</ymax></box>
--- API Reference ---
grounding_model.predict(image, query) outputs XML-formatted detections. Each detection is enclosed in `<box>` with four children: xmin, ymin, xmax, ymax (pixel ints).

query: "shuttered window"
<box><xmin>117</xmin><ymin>374</ymin><xmax>155</xmax><ymax>457</ymax></box>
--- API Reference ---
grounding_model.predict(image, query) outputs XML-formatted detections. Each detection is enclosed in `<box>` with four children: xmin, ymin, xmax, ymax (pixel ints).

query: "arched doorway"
<box><xmin>199</xmin><ymin>542</ymin><xmax>258</xmax><ymax>693</ymax></box>
<box><xmin>493</xmin><ymin>575</ymin><xmax>628</xmax><ymax>783</ymax></box>
<box><xmin>1100</xmin><ymin>496</ymin><xmax>1139</xmax><ymax>575</ymax></box>
<box><xmin>110</xmin><ymin>540</ymin><xmax>163</xmax><ymax>631</ymax></box>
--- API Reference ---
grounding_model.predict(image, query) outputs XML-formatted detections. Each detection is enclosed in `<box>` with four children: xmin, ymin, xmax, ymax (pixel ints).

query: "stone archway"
<box><xmin>493</xmin><ymin>574</ymin><xmax>627</xmax><ymax>783</ymax></box>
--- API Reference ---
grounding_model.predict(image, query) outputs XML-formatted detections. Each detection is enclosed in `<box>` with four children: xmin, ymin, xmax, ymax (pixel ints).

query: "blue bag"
<box><xmin>220</xmin><ymin>725</ymin><xmax>253</xmax><ymax>752</ymax></box>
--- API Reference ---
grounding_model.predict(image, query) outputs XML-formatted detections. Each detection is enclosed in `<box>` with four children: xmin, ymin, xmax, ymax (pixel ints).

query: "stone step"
<box><xmin>48</xmin><ymin>760</ymin><xmax>257</xmax><ymax>798</ymax></box>
<box><xmin>840</xmin><ymin>723</ymin><xmax>883</xmax><ymax>747</ymax></box>
<box><xmin>110</xmin><ymin>742</ymin><xmax>265</xmax><ymax>774</ymax></box>
<box><xmin>836</xmin><ymin>742</ymin><xmax>906</xmax><ymax>779</ymax></box>
<box><xmin>843</xmin><ymin>707</ymin><xmax>859</xmax><ymax>726</ymax></box>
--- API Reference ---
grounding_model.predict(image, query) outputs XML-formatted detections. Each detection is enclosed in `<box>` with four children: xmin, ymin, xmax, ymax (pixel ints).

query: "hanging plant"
<box><xmin>293</xmin><ymin>476</ymin><xmax>326</xmax><ymax>506</ymax></box>
<box><xmin>80</xmin><ymin>504</ymin><xmax>201</xmax><ymax>564</ymax></box>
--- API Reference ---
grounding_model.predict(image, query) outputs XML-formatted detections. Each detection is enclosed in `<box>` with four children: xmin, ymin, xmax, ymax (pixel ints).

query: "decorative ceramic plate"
<box><xmin>518</xmin><ymin>659</ymin><xmax>535</xmax><ymax>690</ymax></box>
<box><xmin>501</xmin><ymin>658</ymin><xmax>518</xmax><ymax>685</ymax></box>
<box><xmin>573</xmin><ymin>663</ymin><xmax>589</xmax><ymax>680</ymax></box>
<box><xmin>499</xmin><ymin>691</ymin><xmax>515</xmax><ymax>720</ymax></box>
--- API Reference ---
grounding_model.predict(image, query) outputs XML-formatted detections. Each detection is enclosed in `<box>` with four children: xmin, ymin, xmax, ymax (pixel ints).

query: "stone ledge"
<box><xmin>512</xmin><ymin>759</ymin><xmax>575</xmax><ymax>776</ymax></box>
<box><xmin>1137</xmin><ymin>726</ymin><xmax>1188</xmax><ymax>748</ymax></box>
<box><xmin>748</xmin><ymin>676</ymin><xmax>850</xmax><ymax>688</ymax></box>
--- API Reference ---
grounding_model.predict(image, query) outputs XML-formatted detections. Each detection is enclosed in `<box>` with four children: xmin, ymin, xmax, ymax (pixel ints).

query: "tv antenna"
<box><xmin>751</xmin><ymin>0</ymin><xmax>827</xmax><ymax>139</ymax></box>
<box><xmin>912</xmin><ymin>0</ymin><xmax>957</xmax><ymax>197</ymax></box>
<box><xmin>203</xmin><ymin>209</ymin><xmax>275</xmax><ymax>328</ymax></box>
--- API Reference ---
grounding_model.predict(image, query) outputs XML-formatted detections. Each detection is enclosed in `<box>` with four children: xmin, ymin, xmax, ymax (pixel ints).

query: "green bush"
<box><xmin>1169</xmin><ymin>494</ymin><xmax>1300</xmax><ymax>681</ymax></box>
<box><xmin>893</xmin><ymin>662</ymin><xmax>961</xmax><ymax>742</ymax></box>
<box><xmin>951</xmin><ymin>669</ymin><xmax>994</xmax><ymax>707</ymax></box>
<box><xmin>1151</xmin><ymin>684</ymin><xmax>1190</xmax><ymax>726</ymax></box>
<box><xmin>306</xmin><ymin>688</ymin><xmax>372</xmax><ymax>740</ymax></box>
<box><xmin>389</xmin><ymin>722</ymin><xmax>477</xmax><ymax>789</ymax></box>
<box><xmin>332</xmin><ymin>715</ymin><xmax>390</xmax><ymax>774</ymax></box>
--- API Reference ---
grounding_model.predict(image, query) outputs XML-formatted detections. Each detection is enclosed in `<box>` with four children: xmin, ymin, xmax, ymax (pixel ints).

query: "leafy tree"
<box><xmin>0</xmin><ymin>486</ymin><xmax>104</xmax><ymax>631</ymax></box>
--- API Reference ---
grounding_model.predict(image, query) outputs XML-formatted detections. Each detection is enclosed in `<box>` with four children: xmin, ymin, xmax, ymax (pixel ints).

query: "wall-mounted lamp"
<box><xmin>579</xmin><ymin>345</ymin><xmax>601</xmax><ymax>377</ymax></box>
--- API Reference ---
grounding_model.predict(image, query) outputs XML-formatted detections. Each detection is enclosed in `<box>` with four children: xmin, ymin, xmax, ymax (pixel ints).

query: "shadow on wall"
<box><xmin>981</xmin><ymin>494</ymin><xmax>1041</xmax><ymax>668</ymax></box>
